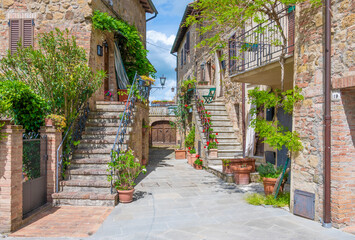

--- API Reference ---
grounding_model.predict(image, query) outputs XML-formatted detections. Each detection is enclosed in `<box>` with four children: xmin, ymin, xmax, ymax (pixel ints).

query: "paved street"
<box><xmin>4</xmin><ymin>147</ymin><xmax>354</xmax><ymax>240</ymax></box>
<box><xmin>92</xmin><ymin>147</ymin><xmax>354</xmax><ymax>240</ymax></box>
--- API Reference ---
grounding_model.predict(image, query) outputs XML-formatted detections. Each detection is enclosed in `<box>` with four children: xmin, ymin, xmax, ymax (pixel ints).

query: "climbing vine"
<box><xmin>92</xmin><ymin>11</ymin><xmax>156</xmax><ymax>82</ymax></box>
<box><xmin>248</xmin><ymin>87</ymin><xmax>304</xmax><ymax>154</ymax></box>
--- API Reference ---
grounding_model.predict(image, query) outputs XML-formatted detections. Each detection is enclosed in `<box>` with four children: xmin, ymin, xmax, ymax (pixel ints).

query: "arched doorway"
<box><xmin>151</xmin><ymin>121</ymin><xmax>176</xmax><ymax>146</ymax></box>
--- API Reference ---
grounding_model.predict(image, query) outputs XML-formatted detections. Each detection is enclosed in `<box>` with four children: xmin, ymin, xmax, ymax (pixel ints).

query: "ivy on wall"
<box><xmin>92</xmin><ymin>10</ymin><xmax>156</xmax><ymax>83</ymax></box>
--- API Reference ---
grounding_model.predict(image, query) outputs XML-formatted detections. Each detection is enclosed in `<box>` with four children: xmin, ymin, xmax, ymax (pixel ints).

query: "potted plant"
<box><xmin>118</xmin><ymin>89</ymin><xmax>128</xmax><ymax>102</ymax></box>
<box><xmin>194</xmin><ymin>155</ymin><xmax>203</xmax><ymax>170</ymax></box>
<box><xmin>185</xmin><ymin>126</ymin><xmax>195</xmax><ymax>164</ymax></box>
<box><xmin>105</xmin><ymin>90</ymin><xmax>112</xmax><ymax>101</ymax></box>
<box><xmin>234</xmin><ymin>164</ymin><xmax>253</xmax><ymax>185</ymax></box>
<box><xmin>187</xmin><ymin>147</ymin><xmax>192</xmax><ymax>164</ymax></box>
<box><xmin>189</xmin><ymin>148</ymin><xmax>197</xmax><ymax>165</ymax></box>
<box><xmin>207</xmin><ymin>141</ymin><xmax>218</xmax><ymax>158</ymax></box>
<box><xmin>45</xmin><ymin>114</ymin><xmax>66</xmax><ymax>131</ymax></box>
<box><xmin>222</xmin><ymin>159</ymin><xmax>233</xmax><ymax>174</ymax></box>
<box><xmin>108</xmin><ymin>150</ymin><xmax>146</xmax><ymax>203</ymax></box>
<box><xmin>257</xmin><ymin>163</ymin><xmax>285</xmax><ymax>195</ymax></box>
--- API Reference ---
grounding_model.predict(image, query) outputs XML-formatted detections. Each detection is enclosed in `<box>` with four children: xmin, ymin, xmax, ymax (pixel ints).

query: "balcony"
<box><xmin>229</xmin><ymin>6</ymin><xmax>295</xmax><ymax>89</ymax></box>
<box><xmin>149</xmin><ymin>106</ymin><xmax>176</xmax><ymax>116</ymax></box>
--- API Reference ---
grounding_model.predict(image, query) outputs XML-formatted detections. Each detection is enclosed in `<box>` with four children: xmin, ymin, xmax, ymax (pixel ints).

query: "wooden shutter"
<box><xmin>9</xmin><ymin>19</ymin><xmax>21</xmax><ymax>54</ymax></box>
<box><xmin>22</xmin><ymin>19</ymin><xmax>34</xmax><ymax>48</ymax></box>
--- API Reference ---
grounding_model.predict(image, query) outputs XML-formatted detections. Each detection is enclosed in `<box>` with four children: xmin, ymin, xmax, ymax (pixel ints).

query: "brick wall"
<box><xmin>292</xmin><ymin>0</ymin><xmax>355</xmax><ymax>228</ymax></box>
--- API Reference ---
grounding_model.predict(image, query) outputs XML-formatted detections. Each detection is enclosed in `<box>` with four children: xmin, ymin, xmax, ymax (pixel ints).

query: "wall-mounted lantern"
<box><xmin>97</xmin><ymin>45</ymin><xmax>103</xmax><ymax>56</ymax></box>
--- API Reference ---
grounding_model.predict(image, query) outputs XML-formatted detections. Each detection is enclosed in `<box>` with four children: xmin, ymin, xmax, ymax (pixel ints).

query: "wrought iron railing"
<box><xmin>229</xmin><ymin>6</ymin><xmax>295</xmax><ymax>75</ymax></box>
<box><xmin>110</xmin><ymin>74</ymin><xmax>150</xmax><ymax>193</ymax></box>
<box><xmin>56</xmin><ymin>102</ymin><xmax>90</xmax><ymax>192</ymax></box>
<box><xmin>195</xmin><ymin>93</ymin><xmax>212</xmax><ymax>143</ymax></box>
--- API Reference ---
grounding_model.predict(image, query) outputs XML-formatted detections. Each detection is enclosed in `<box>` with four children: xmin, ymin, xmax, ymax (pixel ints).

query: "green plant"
<box><xmin>194</xmin><ymin>156</ymin><xmax>203</xmax><ymax>166</ymax></box>
<box><xmin>92</xmin><ymin>10</ymin><xmax>156</xmax><ymax>81</ymax></box>
<box><xmin>222</xmin><ymin>159</ymin><xmax>231</xmax><ymax>167</ymax></box>
<box><xmin>245</xmin><ymin>193</ymin><xmax>290</xmax><ymax>208</ymax></box>
<box><xmin>107</xmin><ymin>150</ymin><xmax>146</xmax><ymax>190</ymax></box>
<box><xmin>207</xmin><ymin>141</ymin><xmax>218</xmax><ymax>150</ymax></box>
<box><xmin>189</xmin><ymin>148</ymin><xmax>196</xmax><ymax>154</ymax></box>
<box><xmin>248</xmin><ymin>87</ymin><xmax>304</xmax><ymax>154</ymax></box>
<box><xmin>0</xmin><ymin>29</ymin><xmax>104</xmax><ymax>127</ymax></box>
<box><xmin>46</xmin><ymin>114</ymin><xmax>66</xmax><ymax>131</ymax></box>
<box><xmin>257</xmin><ymin>163</ymin><xmax>283</xmax><ymax>179</ymax></box>
<box><xmin>185</xmin><ymin>126</ymin><xmax>195</xmax><ymax>148</ymax></box>
<box><xmin>0</xmin><ymin>81</ymin><xmax>48</xmax><ymax>132</ymax></box>
<box><xmin>127</xmin><ymin>83</ymin><xmax>148</xmax><ymax>104</ymax></box>
<box><xmin>180</xmin><ymin>78</ymin><xmax>197</xmax><ymax>92</ymax></box>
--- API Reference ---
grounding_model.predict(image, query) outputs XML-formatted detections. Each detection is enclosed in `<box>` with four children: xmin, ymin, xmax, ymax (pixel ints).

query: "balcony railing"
<box><xmin>150</xmin><ymin>106</ymin><xmax>177</xmax><ymax>116</ymax></box>
<box><xmin>229</xmin><ymin>6</ymin><xmax>295</xmax><ymax>76</ymax></box>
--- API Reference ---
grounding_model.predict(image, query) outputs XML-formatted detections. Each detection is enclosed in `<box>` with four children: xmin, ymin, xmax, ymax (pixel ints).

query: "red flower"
<box><xmin>204</xmin><ymin>146</ymin><xmax>206</xmax><ymax>148</ymax></box>
<box><xmin>200</xmin><ymin>160</ymin><xmax>203</xmax><ymax>162</ymax></box>
<box><xmin>208</xmin><ymin>112</ymin><xmax>211</xmax><ymax>115</ymax></box>
<box><xmin>207</xmin><ymin>142</ymin><xmax>210</xmax><ymax>145</ymax></box>
<box><xmin>216</xmin><ymin>140</ymin><xmax>219</xmax><ymax>144</ymax></box>
<box><xmin>185</xmin><ymin>104</ymin><xmax>188</xmax><ymax>107</ymax></box>
<box><xmin>201</xmin><ymin>100</ymin><xmax>204</xmax><ymax>103</ymax></box>
<box><xmin>216</xmin><ymin>133</ymin><xmax>218</xmax><ymax>135</ymax></box>
<box><xmin>188</xmin><ymin>147</ymin><xmax>191</xmax><ymax>150</ymax></box>
<box><xmin>203</xmin><ymin>129</ymin><xmax>205</xmax><ymax>133</ymax></box>
<box><xmin>196</xmin><ymin>155</ymin><xmax>200</xmax><ymax>158</ymax></box>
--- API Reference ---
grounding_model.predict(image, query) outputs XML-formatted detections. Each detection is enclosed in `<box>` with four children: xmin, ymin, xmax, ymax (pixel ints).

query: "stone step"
<box><xmin>71</xmin><ymin>158</ymin><xmax>111</xmax><ymax>169</ymax></box>
<box><xmin>89</xmin><ymin>111</ymin><xmax>135</xmax><ymax>119</ymax></box>
<box><xmin>86</xmin><ymin>122</ymin><xmax>121</xmax><ymax>127</ymax></box>
<box><xmin>77</xmin><ymin>142</ymin><xmax>126</xmax><ymax>150</ymax></box>
<box><xmin>95</xmin><ymin>102</ymin><xmax>126</xmax><ymax>112</ymax></box>
<box><xmin>52</xmin><ymin>191</ymin><xmax>118</xmax><ymax>207</ymax></box>
<box><xmin>206</xmin><ymin>110</ymin><xmax>228</xmax><ymax>115</ymax></box>
<box><xmin>85</xmin><ymin>126</ymin><xmax>131</xmax><ymax>132</ymax></box>
<box><xmin>81</xmin><ymin>134</ymin><xmax>122</xmax><ymax>141</ymax></box>
<box><xmin>67</xmin><ymin>168</ymin><xmax>109</xmax><ymax>181</ymax></box>
<box><xmin>216</xmin><ymin>149</ymin><xmax>244</xmax><ymax>158</ymax></box>
<box><xmin>204</xmin><ymin>105</ymin><xmax>226</xmax><ymax>111</ymax></box>
<box><xmin>216</xmin><ymin>143</ymin><xmax>242</xmax><ymax>150</ymax></box>
<box><xmin>87</xmin><ymin>118</ymin><xmax>121</xmax><ymax>124</ymax></box>
<box><xmin>210</xmin><ymin>115</ymin><xmax>229</xmax><ymax>120</ymax></box>
<box><xmin>59</xmin><ymin>180</ymin><xmax>111</xmax><ymax>193</ymax></box>
<box><xmin>83</xmin><ymin>130</ymin><xmax>131</xmax><ymax>136</ymax></box>
<box><xmin>80</xmin><ymin>139</ymin><xmax>117</xmax><ymax>144</ymax></box>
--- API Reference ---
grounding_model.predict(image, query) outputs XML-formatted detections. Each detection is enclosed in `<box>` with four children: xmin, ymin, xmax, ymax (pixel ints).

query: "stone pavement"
<box><xmin>4</xmin><ymin>147</ymin><xmax>354</xmax><ymax>240</ymax></box>
<box><xmin>92</xmin><ymin>147</ymin><xmax>354</xmax><ymax>240</ymax></box>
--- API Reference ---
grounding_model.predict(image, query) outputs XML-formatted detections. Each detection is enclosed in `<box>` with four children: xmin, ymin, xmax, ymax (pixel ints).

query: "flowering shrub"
<box><xmin>194</xmin><ymin>156</ymin><xmax>203</xmax><ymax>166</ymax></box>
<box><xmin>105</xmin><ymin>90</ymin><xmax>112</xmax><ymax>97</ymax></box>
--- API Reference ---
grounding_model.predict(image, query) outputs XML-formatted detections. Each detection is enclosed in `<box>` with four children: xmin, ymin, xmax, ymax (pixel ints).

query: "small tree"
<box><xmin>0</xmin><ymin>29</ymin><xmax>105</xmax><ymax>125</ymax></box>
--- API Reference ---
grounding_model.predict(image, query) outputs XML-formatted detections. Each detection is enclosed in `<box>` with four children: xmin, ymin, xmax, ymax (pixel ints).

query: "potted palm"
<box><xmin>108</xmin><ymin>150</ymin><xmax>146</xmax><ymax>203</ymax></box>
<box><xmin>257</xmin><ymin>163</ymin><xmax>285</xmax><ymax>195</ymax></box>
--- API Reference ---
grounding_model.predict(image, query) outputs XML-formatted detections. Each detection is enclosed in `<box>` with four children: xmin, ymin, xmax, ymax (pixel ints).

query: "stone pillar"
<box><xmin>0</xmin><ymin>125</ymin><xmax>25</xmax><ymax>233</ymax></box>
<box><xmin>39</xmin><ymin>126</ymin><xmax>62</xmax><ymax>202</ymax></box>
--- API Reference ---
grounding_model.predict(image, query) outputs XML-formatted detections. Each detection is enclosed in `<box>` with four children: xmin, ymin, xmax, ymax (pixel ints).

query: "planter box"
<box><xmin>175</xmin><ymin>150</ymin><xmax>186</xmax><ymax>159</ymax></box>
<box><xmin>230</xmin><ymin>158</ymin><xmax>256</xmax><ymax>173</ymax></box>
<box><xmin>209</xmin><ymin>149</ymin><xmax>218</xmax><ymax>158</ymax></box>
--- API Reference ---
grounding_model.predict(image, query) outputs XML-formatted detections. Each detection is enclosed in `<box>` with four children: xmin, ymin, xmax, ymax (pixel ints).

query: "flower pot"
<box><xmin>230</xmin><ymin>158</ymin><xmax>256</xmax><ymax>173</ymax></box>
<box><xmin>234</xmin><ymin>165</ymin><xmax>252</xmax><ymax>185</ymax></box>
<box><xmin>117</xmin><ymin>189</ymin><xmax>135</xmax><ymax>203</ymax></box>
<box><xmin>209</xmin><ymin>149</ymin><xmax>218</xmax><ymax>158</ymax></box>
<box><xmin>45</xmin><ymin>118</ymin><xmax>53</xmax><ymax>127</ymax></box>
<box><xmin>175</xmin><ymin>150</ymin><xmax>186</xmax><ymax>159</ymax></box>
<box><xmin>194</xmin><ymin>164</ymin><xmax>203</xmax><ymax>170</ymax></box>
<box><xmin>104</xmin><ymin>95</ymin><xmax>111</xmax><ymax>101</ymax></box>
<box><xmin>190</xmin><ymin>154</ymin><xmax>198</xmax><ymax>166</ymax></box>
<box><xmin>118</xmin><ymin>89</ymin><xmax>128</xmax><ymax>102</ymax></box>
<box><xmin>263</xmin><ymin>177</ymin><xmax>283</xmax><ymax>196</ymax></box>
<box><xmin>187</xmin><ymin>152</ymin><xmax>191</xmax><ymax>164</ymax></box>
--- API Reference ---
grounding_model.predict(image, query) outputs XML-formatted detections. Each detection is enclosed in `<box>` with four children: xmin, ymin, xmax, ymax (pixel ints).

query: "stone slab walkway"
<box><xmin>92</xmin><ymin>147</ymin><xmax>354</xmax><ymax>240</ymax></box>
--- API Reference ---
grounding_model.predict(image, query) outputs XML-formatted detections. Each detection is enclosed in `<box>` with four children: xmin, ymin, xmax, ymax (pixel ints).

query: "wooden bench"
<box><xmin>203</xmin><ymin>88</ymin><xmax>216</xmax><ymax>104</ymax></box>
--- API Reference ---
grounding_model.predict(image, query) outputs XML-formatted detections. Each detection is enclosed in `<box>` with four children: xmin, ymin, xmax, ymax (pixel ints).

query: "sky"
<box><xmin>146</xmin><ymin>0</ymin><xmax>192</xmax><ymax>102</ymax></box>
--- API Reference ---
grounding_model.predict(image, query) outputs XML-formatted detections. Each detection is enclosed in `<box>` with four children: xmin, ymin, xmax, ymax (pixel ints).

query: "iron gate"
<box><xmin>22</xmin><ymin>133</ymin><xmax>47</xmax><ymax>217</ymax></box>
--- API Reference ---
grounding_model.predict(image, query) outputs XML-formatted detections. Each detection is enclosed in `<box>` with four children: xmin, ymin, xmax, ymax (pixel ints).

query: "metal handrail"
<box><xmin>195</xmin><ymin>92</ymin><xmax>211</xmax><ymax>143</ymax></box>
<box><xmin>56</xmin><ymin>102</ymin><xmax>90</xmax><ymax>193</ymax></box>
<box><xmin>110</xmin><ymin>73</ymin><xmax>150</xmax><ymax>193</ymax></box>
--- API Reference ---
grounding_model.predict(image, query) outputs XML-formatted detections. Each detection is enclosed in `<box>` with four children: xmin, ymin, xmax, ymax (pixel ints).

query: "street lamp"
<box><xmin>160</xmin><ymin>74</ymin><xmax>166</xmax><ymax>87</ymax></box>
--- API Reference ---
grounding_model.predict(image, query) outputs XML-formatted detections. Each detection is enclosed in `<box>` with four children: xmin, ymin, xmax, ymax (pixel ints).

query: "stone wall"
<box><xmin>292</xmin><ymin>0</ymin><xmax>355</xmax><ymax>228</ymax></box>
<box><xmin>128</xmin><ymin>102</ymin><xmax>150</xmax><ymax>164</ymax></box>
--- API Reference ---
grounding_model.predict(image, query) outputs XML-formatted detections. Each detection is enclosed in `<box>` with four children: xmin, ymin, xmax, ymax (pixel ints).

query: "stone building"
<box><xmin>173</xmin><ymin>1</ymin><xmax>354</xmax><ymax>231</ymax></box>
<box><xmin>0</xmin><ymin>0</ymin><xmax>157</xmax><ymax>102</ymax></box>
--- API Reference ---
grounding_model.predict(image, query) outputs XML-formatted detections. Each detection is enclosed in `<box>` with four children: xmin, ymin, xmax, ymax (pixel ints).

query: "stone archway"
<box><xmin>150</xmin><ymin>120</ymin><xmax>176</xmax><ymax>146</ymax></box>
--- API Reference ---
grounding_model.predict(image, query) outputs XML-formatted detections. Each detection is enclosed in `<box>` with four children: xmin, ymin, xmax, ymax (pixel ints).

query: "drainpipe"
<box><xmin>242</xmin><ymin>83</ymin><xmax>246</xmax><ymax>158</ymax></box>
<box><xmin>146</xmin><ymin>0</ymin><xmax>158</xmax><ymax>22</ymax></box>
<box><xmin>323</xmin><ymin>0</ymin><xmax>332</xmax><ymax>228</ymax></box>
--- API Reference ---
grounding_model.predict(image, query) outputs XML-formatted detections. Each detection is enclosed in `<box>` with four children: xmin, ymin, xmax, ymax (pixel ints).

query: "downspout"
<box><xmin>146</xmin><ymin>0</ymin><xmax>158</xmax><ymax>22</ymax></box>
<box><xmin>242</xmin><ymin>83</ymin><xmax>246</xmax><ymax>158</ymax></box>
<box><xmin>323</xmin><ymin>0</ymin><xmax>332</xmax><ymax>228</ymax></box>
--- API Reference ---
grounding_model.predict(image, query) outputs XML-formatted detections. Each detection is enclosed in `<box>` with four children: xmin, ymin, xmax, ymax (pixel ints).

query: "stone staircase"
<box><xmin>52</xmin><ymin>101</ymin><xmax>132</xmax><ymax>206</ymax></box>
<box><xmin>195</xmin><ymin>98</ymin><xmax>243</xmax><ymax>166</ymax></box>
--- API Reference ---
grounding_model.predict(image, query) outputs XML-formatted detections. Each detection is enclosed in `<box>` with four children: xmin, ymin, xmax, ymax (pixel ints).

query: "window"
<box><xmin>9</xmin><ymin>19</ymin><xmax>34</xmax><ymax>54</ymax></box>
<box><xmin>185</xmin><ymin>31</ymin><xmax>190</xmax><ymax>52</ymax></box>
<box><xmin>183</xmin><ymin>42</ymin><xmax>187</xmax><ymax>64</ymax></box>
<box><xmin>228</xmin><ymin>34</ymin><xmax>237</xmax><ymax>74</ymax></box>
<box><xmin>180</xmin><ymin>49</ymin><xmax>183</xmax><ymax>66</ymax></box>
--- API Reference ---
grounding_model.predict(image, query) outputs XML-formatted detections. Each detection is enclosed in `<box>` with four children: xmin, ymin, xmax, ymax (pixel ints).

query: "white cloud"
<box><xmin>147</xmin><ymin>30</ymin><xmax>176</xmax><ymax>46</ymax></box>
<box><xmin>149</xmin><ymin>78</ymin><xmax>176</xmax><ymax>102</ymax></box>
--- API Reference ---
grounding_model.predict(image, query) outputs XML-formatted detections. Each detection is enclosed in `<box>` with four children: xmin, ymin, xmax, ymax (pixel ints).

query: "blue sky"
<box><xmin>146</xmin><ymin>0</ymin><xmax>192</xmax><ymax>102</ymax></box>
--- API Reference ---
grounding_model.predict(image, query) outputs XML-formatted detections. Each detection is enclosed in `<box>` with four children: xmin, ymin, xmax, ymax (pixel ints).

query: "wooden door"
<box><xmin>151</xmin><ymin>121</ymin><xmax>176</xmax><ymax>145</ymax></box>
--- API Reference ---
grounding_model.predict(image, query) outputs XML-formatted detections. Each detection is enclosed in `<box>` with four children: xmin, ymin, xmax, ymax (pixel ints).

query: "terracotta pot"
<box><xmin>117</xmin><ymin>188</ymin><xmax>135</xmax><ymax>203</ymax></box>
<box><xmin>187</xmin><ymin>152</ymin><xmax>191</xmax><ymax>164</ymax></box>
<box><xmin>45</xmin><ymin>118</ymin><xmax>53</xmax><ymax>127</ymax></box>
<box><xmin>194</xmin><ymin>164</ymin><xmax>203</xmax><ymax>170</ymax></box>
<box><xmin>234</xmin><ymin>165</ymin><xmax>252</xmax><ymax>185</ymax></box>
<box><xmin>118</xmin><ymin>89</ymin><xmax>128</xmax><ymax>102</ymax></box>
<box><xmin>190</xmin><ymin>154</ymin><xmax>198</xmax><ymax>166</ymax></box>
<box><xmin>263</xmin><ymin>177</ymin><xmax>283</xmax><ymax>196</ymax></box>
<box><xmin>230</xmin><ymin>158</ymin><xmax>256</xmax><ymax>173</ymax></box>
<box><xmin>175</xmin><ymin>150</ymin><xmax>186</xmax><ymax>159</ymax></box>
<box><xmin>209</xmin><ymin>149</ymin><xmax>218</xmax><ymax>158</ymax></box>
